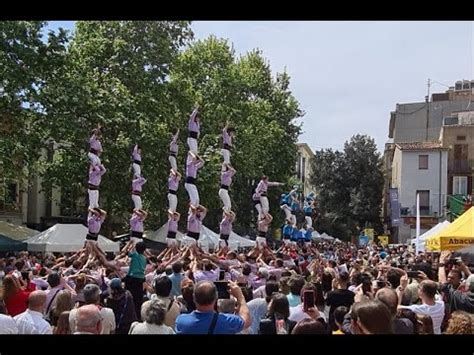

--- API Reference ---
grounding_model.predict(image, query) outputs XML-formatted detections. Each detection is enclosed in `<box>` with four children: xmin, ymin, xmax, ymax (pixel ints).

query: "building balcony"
<box><xmin>400</xmin><ymin>205</ymin><xmax>439</xmax><ymax>218</ymax></box>
<box><xmin>448</xmin><ymin>160</ymin><xmax>474</xmax><ymax>174</ymax></box>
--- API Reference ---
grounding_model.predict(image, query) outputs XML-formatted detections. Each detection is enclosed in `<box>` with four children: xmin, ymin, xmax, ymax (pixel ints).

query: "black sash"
<box><xmin>186</xmin><ymin>176</ymin><xmax>196</xmax><ymax>184</ymax></box>
<box><xmin>131</xmin><ymin>231</ymin><xmax>143</xmax><ymax>239</ymax></box>
<box><xmin>132</xmin><ymin>191</ymin><xmax>142</xmax><ymax>196</ymax></box>
<box><xmin>187</xmin><ymin>231</ymin><xmax>200</xmax><ymax>240</ymax></box>
<box><xmin>86</xmin><ymin>232</ymin><xmax>99</xmax><ymax>241</ymax></box>
<box><xmin>220</xmin><ymin>234</ymin><xmax>230</xmax><ymax>241</ymax></box>
<box><xmin>89</xmin><ymin>148</ymin><xmax>98</xmax><ymax>155</ymax></box>
<box><xmin>168</xmin><ymin>189</ymin><xmax>177</xmax><ymax>195</ymax></box>
<box><xmin>133</xmin><ymin>160</ymin><xmax>141</xmax><ymax>165</ymax></box>
<box><xmin>188</xmin><ymin>131</ymin><xmax>198</xmax><ymax>139</ymax></box>
<box><xmin>222</xmin><ymin>143</ymin><xmax>231</xmax><ymax>150</ymax></box>
<box><xmin>88</xmin><ymin>183</ymin><xmax>99</xmax><ymax>190</ymax></box>
<box><xmin>220</xmin><ymin>185</ymin><xmax>229</xmax><ymax>190</ymax></box>
<box><xmin>258</xmin><ymin>231</ymin><xmax>267</xmax><ymax>238</ymax></box>
<box><xmin>169</xmin><ymin>152</ymin><xmax>177</xmax><ymax>157</ymax></box>
<box><xmin>167</xmin><ymin>231</ymin><xmax>177</xmax><ymax>239</ymax></box>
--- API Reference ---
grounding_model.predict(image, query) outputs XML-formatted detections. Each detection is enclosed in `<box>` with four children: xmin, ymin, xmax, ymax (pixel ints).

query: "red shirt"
<box><xmin>5</xmin><ymin>290</ymin><xmax>31</xmax><ymax>317</ymax></box>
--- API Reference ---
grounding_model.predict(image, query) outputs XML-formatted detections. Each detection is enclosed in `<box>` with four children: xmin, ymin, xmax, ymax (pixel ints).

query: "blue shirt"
<box><xmin>287</xmin><ymin>293</ymin><xmax>301</xmax><ymax>307</ymax></box>
<box><xmin>291</xmin><ymin>201</ymin><xmax>300</xmax><ymax>212</ymax></box>
<box><xmin>304</xmin><ymin>230</ymin><xmax>312</xmax><ymax>242</ymax></box>
<box><xmin>280</xmin><ymin>194</ymin><xmax>290</xmax><ymax>205</ymax></box>
<box><xmin>168</xmin><ymin>272</ymin><xmax>183</xmax><ymax>297</ymax></box>
<box><xmin>291</xmin><ymin>229</ymin><xmax>301</xmax><ymax>241</ymax></box>
<box><xmin>175</xmin><ymin>311</ymin><xmax>245</xmax><ymax>334</ymax></box>
<box><xmin>282</xmin><ymin>224</ymin><xmax>293</xmax><ymax>237</ymax></box>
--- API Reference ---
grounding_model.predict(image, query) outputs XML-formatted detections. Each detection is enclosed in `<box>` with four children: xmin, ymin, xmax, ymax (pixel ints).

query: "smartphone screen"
<box><xmin>219</xmin><ymin>270</ymin><xmax>226</xmax><ymax>281</ymax></box>
<box><xmin>407</xmin><ymin>271</ymin><xmax>419</xmax><ymax>278</ymax></box>
<box><xmin>214</xmin><ymin>281</ymin><xmax>230</xmax><ymax>299</ymax></box>
<box><xmin>303</xmin><ymin>290</ymin><xmax>315</xmax><ymax>311</ymax></box>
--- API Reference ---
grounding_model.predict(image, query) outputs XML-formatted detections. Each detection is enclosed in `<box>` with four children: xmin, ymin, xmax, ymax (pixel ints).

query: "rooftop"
<box><xmin>395</xmin><ymin>142</ymin><xmax>448</xmax><ymax>151</ymax></box>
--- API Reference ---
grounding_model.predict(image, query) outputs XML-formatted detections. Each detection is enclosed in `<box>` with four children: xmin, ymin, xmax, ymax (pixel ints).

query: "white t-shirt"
<box><xmin>69</xmin><ymin>306</ymin><xmax>116</xmax><ymax>334</ymax></box>
<box><xmin>288</xmin><ymin>304</ymin><xmax>327</xmax><ymax>324</ymax></box>
<box><xmin>14</xmin><ymin>309</ymin><xmax>52</xmax><ymax>334</ymax></box>
<box><xmin>0</xmin><ymin>314</ymin><xmax>19</xmax><ymax>334</ymax></box>
<box><xmin>129</xmin><ymin>322</ymin><xmax>175</xmax><ymax>334</ymax></box>
<box><xmin>399</xmin><ymin>300</ymin><xmax>445</xmax><ymax>334</ymax></box>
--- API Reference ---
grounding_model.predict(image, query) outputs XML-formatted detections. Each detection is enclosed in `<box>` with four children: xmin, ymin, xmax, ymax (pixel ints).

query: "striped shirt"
<box><xmin>255</xmin><ymin>180</ymin><xmax>281</xmax><ymax>197</ymax></box>
<box><xmin>88</xmin><ymin>164</ymin><xmax>106</xmax><ymax>186</ymax></box>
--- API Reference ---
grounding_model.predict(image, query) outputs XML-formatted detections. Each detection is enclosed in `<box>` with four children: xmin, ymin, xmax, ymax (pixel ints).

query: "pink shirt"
<box><xmin>167</xmin><ymin>219</ymin><xmax>178</xmax><ymax>233</ymax></box>
<box><xmin>88</xmin><ymin>213</ymin><xmax>104</xmax><ymax>234</ymax></box>
<box><xmin>258</xmin><ymin>218</ymin><xmax>270</xmax><ymax>232</ymax></box>
<box><xmin>169</xmin><ymin>134</ymin><xmax>179</xmax><ymax>154</ymax></box>
<box><xmin>187</xmin><ymin>211</ymin><xmax>206</xmax><ymax>233</ymax></box>
<box><xmin>220</xmin><ymin>169</ymin><xmax>235</xmax><ymax>187</ymax></box>
<box><xmin>255</xmin><ymin>180</ymin><xmax>280</xmax><ymax>196</ymax></box>
<box><xmin>220</xmin><ymin>216</ymin><xmax>233</xmax><ymax>235</ymax></box>
<box><xmin>223</xmin><ymin>128</ymin><xmax>232</xmax><ymax>146</ymax></box>
<box><xmin>132</xmin><ymin>145</ymin><xmax>141</xmax><ymax>162</ymax></box>
<box><xmin>89</xmin><ymin>134</ymin><xmax>102</xmax><ymax>152</ymax></box>
<box><xmin>188</xmin><ymin>109</ymin><xmax>200</xmax><ymax>134</ymax></box>
<box><xmin>186</xmin><ymin>155</ymin><xmax>204</xmax><ymax>178</ymax></box>
<box><xmin>130</xmin><ymin>213</ymin><xmax>144</xmax><ymax>232</ymax></box>
<box><xmin>132</xmin><ymin>176</ymin><xmax>147</xmax><ymax>192</ymax></box>
<box><xmin>88</xmin><ymin>164</ymin><xmax>106</xmax><ymax>186</ymax></box>
<box><xmin>168</xmin><ymin>174</ymin><xmax>179</xmax><ymax>191</ymax></box>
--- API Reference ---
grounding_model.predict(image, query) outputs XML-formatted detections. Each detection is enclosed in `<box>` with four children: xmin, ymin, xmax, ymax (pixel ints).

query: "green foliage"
<box><xmin>310</xmin><ymin>135</ymin><xmax>384</xmax><ymax>240</ymax></box>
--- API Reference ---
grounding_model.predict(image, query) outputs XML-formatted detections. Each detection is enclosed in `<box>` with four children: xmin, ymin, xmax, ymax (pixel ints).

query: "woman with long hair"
<box><xmin>1</xmin><ymin>274</ymin><xmax>30</xmax><ymax>317</ymax></box>
<box><xmin>53</xmin><ymin>311</ymin><xmax>71</xmax><ymax>335</ymax></box>
<box><xmin>48</xmin><ymin>290</ymin><xmax>73</xmax><ymax>326</ymax></box>
<box><xmin>259</xmin><ymin>293</ymin><xmax>297</xmax><ymax>334</ymax></box>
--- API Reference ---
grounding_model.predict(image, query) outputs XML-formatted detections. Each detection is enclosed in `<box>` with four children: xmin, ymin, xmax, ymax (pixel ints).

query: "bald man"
<box><xmin>375</xmin><ymin>287</ymin><xmax>414</xmax><ymax>334</ymax></box>
<box><xmin>74</xmin><ymin>305</ymin><xmax>102</xmax><ymax>334</ymax></box>
<box><xmin>14</xmin><ymin>291</ymin><xmax>52</xmax><ymax>334</ymax></box>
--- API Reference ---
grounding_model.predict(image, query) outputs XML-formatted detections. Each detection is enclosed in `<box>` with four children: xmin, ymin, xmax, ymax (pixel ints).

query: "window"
<box><xmin>417</xmin><ymin>190</ymin><xmax>430</xmax><ymax>215</ymax></box>
<box><xmin>418</xmin><ymin>155</ymin><xmax>428</xmax><ymax>170</ymax></box>
<box><xmin>453</xmin><ymin>176</ymin><xmax>468</xmax><ymax>195</ymax></box>
<box><xmin>457</xmin><ymin>135</ymin><xmax>466</xmax><ymax>141</ymax></box>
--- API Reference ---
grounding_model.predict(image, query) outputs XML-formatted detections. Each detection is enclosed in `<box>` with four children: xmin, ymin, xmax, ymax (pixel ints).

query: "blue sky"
<box><xmin>46</xmin><ymin>21</ymin><xmax>473</xmax><ymax>152</ymax></box>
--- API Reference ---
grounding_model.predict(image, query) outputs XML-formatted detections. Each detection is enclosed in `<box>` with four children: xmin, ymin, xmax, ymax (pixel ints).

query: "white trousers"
<box><xmin>167</xmin><ymin>193</ymin><xmax>177</xmax><ymax>212</ymax></box>
<box><xmin>187</xmin><ymin>137</ymin><xmax>198</xmax><ymax>155</ymax></box>
<box><xmin>168</xmin><ymin>155</ymin><xmax>178</xmax><ymax>171</ymax></box>
<box><xmin>221</xmin><ymin>149</ymin><xmax>231</xmax><ymax>165</ymax></box>
<box><xmin>132</xmin><ymin>163</ymin><xmax>141</xmax><ymax>177</ymax></box>
<box><xmin>281</xmin><ymin>204</ymin><xmax>292</xmax><ymax>221</ymax></box>
<box><xmin>219</xmin><ymin>188</ymin><xmax>231</xmax><ymax>212</ymax></box>
<box><xmin>305</xmin><ymin>216</ymin><xmax>313</xmax><ymax>228</ymax></box>
<box><xmin>256</xmin><ymin>236</ymin><xmax>267</xmax><ymax>249</ymax></box>
<box><xmin>182</xmin><ymin>235</ymin><xmax>197</xmax><ymax>246</ymax></box>
<box><xmin>260</xmin><ymin>196</ymin><xmax>269</xmax><ymax>214</ymax></box>
<box><xmin>167</xmin><ymin>238</ymin><xmax>178</xmax><ymax>248</ymax></box>
<box><xmin>88</xmin><ymin>152</ymin><xmax>101</xmax><ymax>166</ymax></box>
<box><xmin>132</xmin><ymin>195</ymin><xmax>142</xmax><ymax>209</ymax></box>
<box><xmin>254</xmin><ymin>202</ymin><xmax>262</xmax><ymax>217</ymax></box>
<box><xmin>290</xmin><ymin>214</ymin><xmax>297</xmax><ymax>225</ymax></box>
<box><xmin>88</xmin><ymin>189</ymin><xmax>99</xmax><ymax>209</ymax></box>
<box><xmin>185</xmin><ymin>183</ymin><xmax>199</xmax><ymax>206</ymax></box>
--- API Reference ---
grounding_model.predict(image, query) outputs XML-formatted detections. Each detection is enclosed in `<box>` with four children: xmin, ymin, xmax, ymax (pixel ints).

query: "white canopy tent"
<box><xmin>145</xmin><ymin>224</ymin><xmax>255</xmax><ymax>251</ymax></box>
<box><xmin>143</xmin><ymin>224</ymin><xmax>186</xmax><ymax>244</ymax></box>
<box><xmin>25</xmin><ymin>224</ymin><xmax>119</xmax><ymax>253</ymax></box>
<box><xmin>414</xmin><ymin>220</ymin><xmax>451</xmax><ymax>252</ymax></box>
<box><xmin>0</xmin><ymin>221</ymin><xmax>38</xmax><ymax>242</ymax></box>
<box><xmin>312</xmin><ymin>230</ymin><xmax>322</xmax><ymax>239</ymax></box>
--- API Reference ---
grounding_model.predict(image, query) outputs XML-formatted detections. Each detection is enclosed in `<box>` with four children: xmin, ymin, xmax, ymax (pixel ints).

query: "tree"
<box><xmin>0</xmin><ymin>21</ymin><xmax>69</xmax><ymax>181</ymax></box>
<box><xmin>310</xmin><ymin>135</ymin><xmax>383</xmax><ymax>240</ymax></box>
<box><xmin>37</xmin><ymin>21</ymin><xmax>193</xmax><ymax>231</ymax></box>
<box><xmin>168</xmin><ymin>37</ymin><xmax>302</xmax><ymax>233</ymax></box>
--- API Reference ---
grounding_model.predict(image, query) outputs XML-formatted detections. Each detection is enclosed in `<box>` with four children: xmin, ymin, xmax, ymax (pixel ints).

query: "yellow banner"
<box><xmin>378</xmin><ymin>236</ymin><xmax>389</xmax><ymax>246</ymax></box>
<box><xmin>426</xmin><ymin>236</ymin><xmax>474</xmax><ymax>252</ymax></box>
<box><xmin>364</xmin><ymin>228</ymin><xmax>374</xmax><ymax>241</ymax></box>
